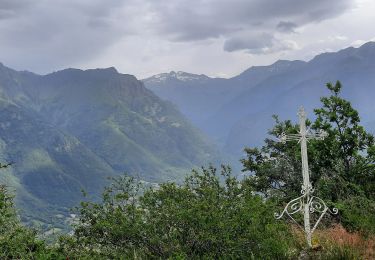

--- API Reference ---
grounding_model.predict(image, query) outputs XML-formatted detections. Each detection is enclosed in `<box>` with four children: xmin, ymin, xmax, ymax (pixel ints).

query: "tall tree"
<box><xmin>312</xmin><ymin>81</ymin><xmax>375</xmax><ymax>200</ymax></box>
<box><xmin>241</xmin><ymin>81</ymin><xmax>375</xmax><ymax>201</ymax></box>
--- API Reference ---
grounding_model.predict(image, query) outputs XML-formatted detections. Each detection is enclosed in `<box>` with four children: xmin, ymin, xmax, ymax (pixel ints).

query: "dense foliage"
<box><xmin>0</xmin><ymin>81</ymin><xmax>373</xmax><ymax>259</ymax></box>
<box><xmin>59</xmin><ymin>167</ymin><xmax>299</xmax><ymax>259</ymax></box>
<box><xmin>0</xmin><ymin>185</ymin><xmax>62</xmax><ymax>259</ymax></box>
<box><xmin>241</xmin><ymin>81</ymin><xmax>375</xmax><ymax>234</ymax></box>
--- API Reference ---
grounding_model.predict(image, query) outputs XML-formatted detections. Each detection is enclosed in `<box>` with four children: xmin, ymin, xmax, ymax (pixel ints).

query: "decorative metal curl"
<box><xmin>301</xmin><ymin>184</ymin><xmax>314</xmax><ymax>195</ymax></box>
<box><xmin>309</xmin><ymin>196</ymin><xmax>325</xmax><ymax>213</ymax></box>
<box><xmin>275</xmin><ymin>193</ymin><xmax>306</xmax><ymax>229</ymax></box>
<box><xmin>278</xmin><ymin>133</ymin><xmax>287</xmax><ymax>144</ymax></box>
<box><xmin>317</xmin><ymin>129</ymin><xmax>328</xmax><ymax>140</ymax></box>
<box><xmin>275</xmin><ymin>193</ymin><xmax>338</xmax><ymax>234</ymax></box>
<box><xmin>308</xmin><ymin>196</ymin><xmax>338</xmax><ymax>215</ymax></box>
<box><xmin>309</xmin><ymin>196</ymin><xmax>338</xmax><ymax>234</ymax></box>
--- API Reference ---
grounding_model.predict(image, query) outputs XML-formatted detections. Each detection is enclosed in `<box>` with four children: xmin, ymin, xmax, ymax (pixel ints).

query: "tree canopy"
<box><xmin>241</xmin><ymin>81</ymin><xmax>375</xmax><ymax>233</ymax></box>
<box><xmin>59</xmin><ymin>167</ymin><xmax>299</xmax><ymax>259</ymax></box>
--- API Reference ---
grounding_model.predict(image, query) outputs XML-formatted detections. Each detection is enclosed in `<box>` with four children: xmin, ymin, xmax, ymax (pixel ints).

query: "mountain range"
<box><xmin>143</xmin><ymin>42</ymin><xmax>375</xmax><ymax>157</ymax></box>
<box><xmin>2</xmin><ymin>41</ymin><xmax>375</xmax><ymax>230</ymax></box>
<box><xmin>0</xmin><ymin>64</ymin><xmax>219</xmax><ymax>229</ymax></box>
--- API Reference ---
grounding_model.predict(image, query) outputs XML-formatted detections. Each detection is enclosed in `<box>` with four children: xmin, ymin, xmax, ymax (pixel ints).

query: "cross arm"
<box><xmin>278</xmin><ymin>129</ymin><xmax>328</xmax><ymax>144</ymax></box>
<box><xmin>278</xmin><ymin>132</ymin><xmax>302</xmax><ymax>143</ymax></box>
<box><xmin>305</xmin><ymin>129</ymin><xmax>328</xmax><ymax>140</ymax></box>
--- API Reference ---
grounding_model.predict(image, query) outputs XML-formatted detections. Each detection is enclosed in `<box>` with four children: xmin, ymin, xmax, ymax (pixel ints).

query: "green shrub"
<box><xmin>60</xmin><ymin>167</ymin><xmax>301</xmax><ymax>259</ymax></box>
<box><xmin>336</xmin><ymin>196</ymin><xmax>375</xmax><ymax>235</ymax></box>
<box><xmin>0</xmin><ymin>185</ymin><xmax>64</xmax><ymax>259</ymax></box>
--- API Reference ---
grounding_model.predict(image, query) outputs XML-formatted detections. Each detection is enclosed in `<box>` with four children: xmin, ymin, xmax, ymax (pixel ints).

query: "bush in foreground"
<box><xmin>0</xmin><ymin>185</ymin><xmax>63</xmax><ymax>259</ymax></box>
<box><xmin>59</xmin><ymin>166</ymin><xmax>300</xmax><ymax>259</ymax></box>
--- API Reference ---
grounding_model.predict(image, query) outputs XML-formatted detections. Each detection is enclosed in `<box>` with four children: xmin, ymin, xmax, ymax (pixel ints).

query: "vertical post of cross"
<box><xmin>297</xmin><ymin>107</ymin><xmax>312</xmax><ymax>247</ymax></box>
<box><xmin>275</xmin><ymin>106</ymin><xmax>337</xmax><ymax>249</ymax></box>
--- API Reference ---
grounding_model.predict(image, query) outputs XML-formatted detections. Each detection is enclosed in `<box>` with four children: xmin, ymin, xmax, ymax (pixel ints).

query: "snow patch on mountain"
<box><xmin>143</xmin><ymin>71</ymin><xmax>210</xmax><ymax>84</ymax></box>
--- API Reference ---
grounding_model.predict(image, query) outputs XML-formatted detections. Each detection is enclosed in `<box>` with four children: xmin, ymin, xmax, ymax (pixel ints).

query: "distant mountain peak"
<box><xmin>143</xmin><ymin>71</ymin><xmax>210</xmax><ymax>84</ymax></box>
<box><xmin>234</xmin><ymin>59</ymin><xmax>306</xmax><ymax>81</ymax></box>
<box><xmin>272</xmin><ymin>59</ymin><xmax>295</xmax><ymax>66</ymax></box>
<box><xmin>357</xmin><ymin>41</ymin><xmax>375</xmax><ymax>55</ymax></box>
<box><xmin>48</xmin><ymin>66</ymin><xmax>119</xmax><ymax>77</ymax></box>
<box><xmin>91</xmin><ymin>66</ymin><xmax>118</xmax><ymax>73</ymax></box>
<box><xmin>360</xmin><ymin>41</ymin><xmax>375</xmax><ymax>48</ymax></box>
<box><xmin>267</xmin><ymin>60</ymin><xmax>295</xmax><ymax>72</ymax></box>
<box><xmin>310</xmin><ymin>41</ymin><xmax>375</xmax><ymax>65</ymax></box>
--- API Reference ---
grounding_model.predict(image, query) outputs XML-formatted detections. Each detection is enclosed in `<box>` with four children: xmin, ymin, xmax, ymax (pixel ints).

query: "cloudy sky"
<box><xmin>0</xmin><ymin>0</ymin><xmax>374</xmax><ymax>79</ymax></box>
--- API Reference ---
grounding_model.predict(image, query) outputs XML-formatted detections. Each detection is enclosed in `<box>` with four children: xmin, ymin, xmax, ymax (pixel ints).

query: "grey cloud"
<box><xmin>0</xmin><ymin>0</ymin><xmax>355</xmax><ymax>73</ymax></box>
<box><xmin>223</xmin><ymin>32</ymin><xmax>298</xmax><ymax>54</ymax></box>
<box><xmin>0</xmin><ymin>0</ymin><xmax>32</xmax><ymax>19</ymax></box>
<box><xmin>277</xmin><ymin>21</ymin><xmax>297</xmax><ymax>33</ymax></box>
<box><xmin>0</xmin><ymin>0</ymin><xmax>31</xmax><ymax>11</ymax></box>
<box><xmin>0</xmin><ymin>0</ymin><xmax>130</xmax><ymax>73</ymax></box>
<box><xmin>147</xmin><ymin>0</ymin><xmax>353</xmax><ymax>42</ymax></box>
<box><xmin>0</xmin><ymin>9</ymin><xmax>12</xmax><ymax>19</ymax></box>
<box><xmin>141</xmin><ymin>0</ymin><xmax>353</xmax><ymax>55</ymax></box>
<box><xmin>224</xmin><ymin>33</ymin><xmax>274</xmax><ymax>53</ymax></box>
<box><xmin>71</xmin><ymin>0</ymin><xmax>127</xmax><ymax>21</ymax></box>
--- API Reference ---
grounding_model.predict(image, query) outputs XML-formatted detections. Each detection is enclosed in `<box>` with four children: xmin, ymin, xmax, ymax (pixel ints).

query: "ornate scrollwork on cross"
<box><xmin>275</xmin><ymin>187</ymin><xmax>338</xmax><ymax>234</ymax></box>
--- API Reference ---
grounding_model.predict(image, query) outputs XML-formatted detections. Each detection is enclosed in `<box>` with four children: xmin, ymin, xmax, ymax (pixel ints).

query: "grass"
<box><xmin>291</xmin><ymin>224</ymin><xmax>375</xmax><ymax>259</ymax></box>
<box><xmin>315</xmin><ymin>224</ymin><xmax>374</xmax><ymax>259</ymax></box>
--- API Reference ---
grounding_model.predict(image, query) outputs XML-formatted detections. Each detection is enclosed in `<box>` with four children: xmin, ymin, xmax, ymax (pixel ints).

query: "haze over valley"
<box><xmin>0</xmin><ymin>1</ymin><xmax>374</xmax><ymax>257</ymax></box>
<box><xmin>144</xmin><ymin>42</ymin><xmax>375</xmax><ymax>157</ymax></box>
<box><xmin>0</xmin><ymin>42</ymin><xmax>375</xmax><ymax>227</ymax></box>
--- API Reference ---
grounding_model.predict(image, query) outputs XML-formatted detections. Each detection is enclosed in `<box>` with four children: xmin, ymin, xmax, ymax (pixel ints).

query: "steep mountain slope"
<box><xmin>143</xmin><ymin>42</ymin><xmax>375</xmax><ymax>157</ymax></box>
<box><xmin>204</xmin><ymin>60</ymin><xmax>307</xmax><ymax>140</ymax></box>
<box><xmin>0</xmin><ymin>100</ymin><xmax>115</xmax><ymax>225</ymax></box>
<box><xmin>144</xmin><ymin>71</ymin><xmax>231</xmax><ymax>127</ymax></box>
<box><xmin>143</xmin><ymin>61</ymin><xmax>306</xmax><ymax>142</ymax></box>
<box><xmin>0</xmin><ymin>64</ymin><xmax>219</xmax><ymax>227</ymax></box>
<box><xmin>224</xmin><ymin>42</ymin><xmax>375</xmax><ymax>154</ymax></box>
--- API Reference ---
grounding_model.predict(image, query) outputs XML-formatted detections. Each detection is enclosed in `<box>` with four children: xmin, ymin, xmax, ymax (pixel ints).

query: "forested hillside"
<box><xmin>0</xmin><ymin>82</ymin><xmax>373</xmax><ymax>259</ymax></box>
<box><xmin>0</xmin><ymin>63</ymin><xmax>220</xmax><ymax>228</ymax></box>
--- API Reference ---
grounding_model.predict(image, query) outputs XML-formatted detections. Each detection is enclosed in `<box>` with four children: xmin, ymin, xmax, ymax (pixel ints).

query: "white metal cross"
<box><xmin>275</xmin><ymin>107</ymin><xmax>337</xmax><ymax>248</ymax></box>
